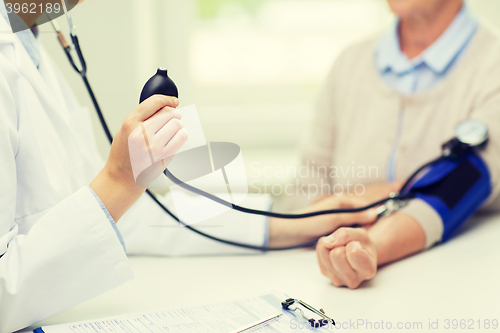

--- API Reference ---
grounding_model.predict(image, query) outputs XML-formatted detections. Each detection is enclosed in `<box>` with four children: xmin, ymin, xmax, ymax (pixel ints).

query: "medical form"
<box><xmin>34</xmin><ymin>293</ymin><xmax>339</xmax><ymax>333</ymax></box>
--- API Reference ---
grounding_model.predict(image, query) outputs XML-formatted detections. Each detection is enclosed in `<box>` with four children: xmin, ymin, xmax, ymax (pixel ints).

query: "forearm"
<box><xmin>268</xmin><ymin>196</ymin><xmax>378</xmax><ymax>248</ymax></box>
<box><xmin>268</xmin><ymin>216</ymin><xmax>330</xmax><ymax>248</ymax></box>
<box><xmin>368</xmin><ymin>213</ymin><xmax>426</xmax><ymax>265</ymax></box>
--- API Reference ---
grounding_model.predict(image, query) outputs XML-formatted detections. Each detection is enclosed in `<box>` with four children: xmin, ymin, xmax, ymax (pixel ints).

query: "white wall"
<box><xmin>39</xmin><ymin>0</ymin><xmax>196</xmax><ymax>158</ymax></box>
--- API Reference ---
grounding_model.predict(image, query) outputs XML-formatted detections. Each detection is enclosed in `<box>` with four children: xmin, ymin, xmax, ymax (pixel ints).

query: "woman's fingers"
<box><xmin>345</xmin><ymin>241</ymin><xmax>377</xmax><ymax>280</ymax></box>
<box><xmin>316</xmin><ymin>241</ymin><xmax>330</xmax><ymax>276</ymax></box>
<box><xmin>317</xmin><ymin>229</ymin><xmax>378</xmax><ymax>289</ymax></box>
<box><xmin>329</xmin><ymin>246</ymin><xmax>360</xmax><ymax>289</ymax></box>
<box><xmin>321</xmin><ymin>227</ymin><xmax>369</xmax><ymax>250</ymax></box>
<box><xmin>316</xmin><ymin>238</ymin><xmax>343</xmax><ymax>286</ymax></box>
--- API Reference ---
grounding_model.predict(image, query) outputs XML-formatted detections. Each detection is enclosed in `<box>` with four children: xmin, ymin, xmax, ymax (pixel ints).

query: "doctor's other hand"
<box><xmin>359</xmin><ymin>181</ymin><xmax>403</xmax><ymax>203</ymax></box>
<box><xmin>268</xmin><ymin>195</ymin><xmax>377</xmax><ymax>248</ymax></box>
<box><xmin>316</xmin><ymin>227</ymin><xmax>377</xmax><ymax>289</ymax></box>
<box><xmin>90</xmin><ymin>95</ymin><xmax>187</xmax><ymax>221</ymax></box>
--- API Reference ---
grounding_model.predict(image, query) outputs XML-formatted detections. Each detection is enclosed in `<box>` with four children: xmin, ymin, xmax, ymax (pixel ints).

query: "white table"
<box><xmin>22</xmin><ymin>213</ymin><xmax>500</xmax><ymax>333</ymax></box>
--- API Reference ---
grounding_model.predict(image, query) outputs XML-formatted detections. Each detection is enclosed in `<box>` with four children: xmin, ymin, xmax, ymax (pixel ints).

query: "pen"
<box><xmin>231</xmin><ymin>313</ymin><xmax>283</xmax><ymax>333</ymax></box>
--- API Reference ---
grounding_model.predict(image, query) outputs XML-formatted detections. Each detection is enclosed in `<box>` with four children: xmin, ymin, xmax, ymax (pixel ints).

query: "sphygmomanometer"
<box><xmin>51</xmin><ymin>1</ymin><xmax>493</xmax><ymax>251</ymax></box>
<box><xmin>404</xmin><ymin>119</ymin><xmax>491</xmax><ymax>242</ymax></box>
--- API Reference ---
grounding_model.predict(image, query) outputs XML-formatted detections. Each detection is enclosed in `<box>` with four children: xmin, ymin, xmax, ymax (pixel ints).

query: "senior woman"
<box><xmin>291</xmin><ymin>0</ymin><xmax>500</xmax><ymax>288</ymax></box>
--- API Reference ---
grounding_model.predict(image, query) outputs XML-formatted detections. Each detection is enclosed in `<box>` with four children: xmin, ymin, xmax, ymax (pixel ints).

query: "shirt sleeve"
<box><xmin>471</xmin><ymin>80</ymin><xmax>500</xmax><ymax>211</ymax></box>
<box><xmin>263</xmin><ymin>203</ymin><xmax>272</xmax><ymax>247</ymax></box>
<box><xmin>117</xmin><ymin>190</ymin><xmax>271</xmax><ymax>256</ymax></box>
<box><xmin>398</xmin><ymin>199</ymin><xmax>444</xmax><ymax>249</ymax></box>
<box><xmin>0</xmin><ymin>187</ymin><xmax>135</xmax><ymax>333</ymax></box>
<box><xmin>0</xmin><ymin>70</ymin><xmax>133</xmax><ymax>333</ymax></box>
<box><xmin>88</xmin><ymin>186</ymin><xmax>126</xmax><ymax>252</ymax></box>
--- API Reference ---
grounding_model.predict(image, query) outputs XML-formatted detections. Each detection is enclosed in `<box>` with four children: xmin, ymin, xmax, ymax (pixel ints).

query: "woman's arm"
<box><xmin>316</xmin><ymin>212</ymin><xmax>425</xmax><ymax>289</ymax></box>
<box><xmin>368</xmin><ymin>213</ymin><xmax>425</xmax><ymax>265</ymax></box>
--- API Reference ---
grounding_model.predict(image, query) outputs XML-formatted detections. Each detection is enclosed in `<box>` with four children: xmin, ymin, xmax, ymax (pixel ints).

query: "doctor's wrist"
<box><xmin>267</xmin><ymin>216</ymin><xmax>336</xmax><ymax>248</ymax></box>
<box><xmin>90</xmin><ymin>166</ymin><xmax>145</xmax><ymax>222</ymax></box>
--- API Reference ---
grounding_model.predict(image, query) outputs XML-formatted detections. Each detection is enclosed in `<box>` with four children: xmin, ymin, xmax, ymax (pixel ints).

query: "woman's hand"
<box><xmin>90</xmin><ymin>95</ymin><xmax>188</xmax><ymax>221</ymax></box>
<box><xmin>316</xmin><ymin>227</ymin><xmax>377</xmax><ymax>289</ymax></box>
<box><xmin>268</xmin><ymin>195</ymin><xmax>377</xmax><ymax>248</ymax></box>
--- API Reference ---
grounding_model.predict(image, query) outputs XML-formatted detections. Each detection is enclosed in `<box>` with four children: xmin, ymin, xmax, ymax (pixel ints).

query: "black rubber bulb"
<box><xmin>139</xmin><ymin>68</ymin><xmax>179</xmax><ymax>103</ymax></box>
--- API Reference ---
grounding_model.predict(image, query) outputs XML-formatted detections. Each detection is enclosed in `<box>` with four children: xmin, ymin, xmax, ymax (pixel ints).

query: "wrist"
<box><xmin>102</xmin><ymin>159</ymin><xmax>140</xmax><ymax>191</ymax></box>
<box><xmin>367</xmin><ymin>213</ymin><xmax>425</xmax><ymax>265</ymax></box>
<box><xmin>90</xmin><ymin>167</ymin><xmax>145</xmax><ymax>222</ymax></box>
<box><xmin>268</xmin><ymin>218</ymin><xmax>304</xmax><ymax>247</ymax></box>
<box><xmin>268</xmin><ymin>215</ymin><xmax>334</xmax><ymax>248</ymax></box>
<box><xmin>368</xmin><ymin>221</ymin><xmax>392</xmax><ymax>266</ymax></box>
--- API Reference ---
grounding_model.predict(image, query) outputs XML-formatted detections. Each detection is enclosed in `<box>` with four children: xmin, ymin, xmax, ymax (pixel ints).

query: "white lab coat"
<box><xmin>0</xmin><ymin>17</ymin><xmax>268</xmax><ymax>333</ymax></box>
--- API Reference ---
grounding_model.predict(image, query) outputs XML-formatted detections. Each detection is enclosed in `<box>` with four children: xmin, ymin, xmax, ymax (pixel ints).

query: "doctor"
<box><xmin>0</xmin><ymin>1</ymin><xmax>378</xmax><ymax>332</ymax></box>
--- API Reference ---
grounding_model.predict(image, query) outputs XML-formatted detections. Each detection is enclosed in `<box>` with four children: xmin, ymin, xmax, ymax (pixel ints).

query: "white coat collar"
<box><xmin>0</xmin><ymin>1</ymin><xmax>40</xmax><ymax>68</ymax></box>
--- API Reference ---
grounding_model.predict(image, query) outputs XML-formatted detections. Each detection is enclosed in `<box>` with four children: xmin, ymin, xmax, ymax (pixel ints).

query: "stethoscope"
<box><xmin>49</xmin><ymin>0</ymin><xmax>488</xmax><ymax>251</ymax></box>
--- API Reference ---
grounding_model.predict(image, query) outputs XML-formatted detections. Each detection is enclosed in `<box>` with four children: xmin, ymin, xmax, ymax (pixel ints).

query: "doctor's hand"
<box><xmin>358</xmin><ymin>181</ymin><xmax>403</xmax><ymax>203</ymax></box>
<box><xmin>268</xmin><ymin>195</ymin><xmax>377</xmax><ymax>248</ymax></box>
<box><xmin>316</xmin><ymin>227</ymin><xmax>377</xmax><ymax>289</ymax></box>
<box><xmin>90</xmin><ymin>95</ymin><xmax>187</xmax><ymax>221</ymax></box>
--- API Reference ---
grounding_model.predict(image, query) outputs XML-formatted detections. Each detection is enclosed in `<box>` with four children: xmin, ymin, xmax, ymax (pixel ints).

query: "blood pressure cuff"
<box><xmin>405</xmin><ymin>153</ymin><xmax>492</xmax><ymax>243</ymax></box>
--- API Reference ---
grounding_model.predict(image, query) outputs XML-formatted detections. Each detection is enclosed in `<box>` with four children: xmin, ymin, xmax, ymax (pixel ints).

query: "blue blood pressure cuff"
<box><xmin>405</xmin><ymin>153</ymin><xmax>492</xmax><ymax>242</ymax></box>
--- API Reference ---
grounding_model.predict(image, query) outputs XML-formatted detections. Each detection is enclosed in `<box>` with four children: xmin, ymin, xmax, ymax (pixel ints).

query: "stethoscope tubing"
<box><xmin>54</xmin><ymin>16</ymin><xmax>433</xmax><ymax>251</ymax></box>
